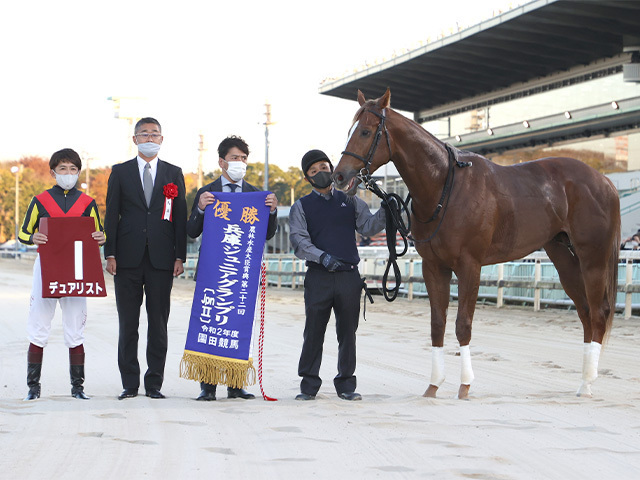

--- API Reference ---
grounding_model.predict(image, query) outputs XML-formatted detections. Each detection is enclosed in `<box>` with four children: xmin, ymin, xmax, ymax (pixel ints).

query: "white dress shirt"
<box><xmin>221</xmin><ymin>178</ymin><xmax>242</xmax><ymax>192</ymax></box>
<box><xmin>137</xmin><ymin>156</ymin><xmax>158</xmax><ymax>186</ymax></box>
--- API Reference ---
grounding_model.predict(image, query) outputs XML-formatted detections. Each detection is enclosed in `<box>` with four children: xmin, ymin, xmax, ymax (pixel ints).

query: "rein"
<box><xmin>361</xmin><ymin>176</ymin><xmax>410</xmax><ymax>302</ymax></box>
<box><xmin>341</xmin><ymin>108</ymin><xmax>471</xmax><ymax>301</ymax></box>
<box><xmin>409</xmin><ymin>144</ymin><xmax>472</xmax><ymax>244</ymax></box>
<box><xmin>342</xmin><ymin>108</ymin><xmax>406</xmax><ymax>301</ymax></box>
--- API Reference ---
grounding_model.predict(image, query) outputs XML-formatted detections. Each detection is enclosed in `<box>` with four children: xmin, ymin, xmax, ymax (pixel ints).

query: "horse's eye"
<box><xmin>361</xmin><ymin>129</ymin><xmax>371</xmax><ymax>138</ymax></box>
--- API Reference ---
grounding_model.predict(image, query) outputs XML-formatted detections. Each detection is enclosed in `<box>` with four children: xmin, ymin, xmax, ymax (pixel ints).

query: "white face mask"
<box><xmin>137</xmin><ymin>142</ymin><xmax>161</xmax><ymax>157</ymax></box>
<box><xmin>225</xmin><ymin>161</ymin><xmax>247</xmax><ymax>182</ymax></box>
<box><xmin>55</xmin><ymin>173</ymin><xmax>79</xmax><ymax>190</ymax></box>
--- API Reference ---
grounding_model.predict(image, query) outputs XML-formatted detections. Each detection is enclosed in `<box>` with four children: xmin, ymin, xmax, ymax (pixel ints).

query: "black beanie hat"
<box><xmin>301</xmin><ymin>149</ymin><xmax>333</xmax><ymax>176</ymax></box>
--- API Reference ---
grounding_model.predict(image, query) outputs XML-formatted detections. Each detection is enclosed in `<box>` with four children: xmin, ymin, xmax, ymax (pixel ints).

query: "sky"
<box><xmin>0</xmin><ymin>0</ymin><xmax>519</xmax><ymax>174</ymax></box>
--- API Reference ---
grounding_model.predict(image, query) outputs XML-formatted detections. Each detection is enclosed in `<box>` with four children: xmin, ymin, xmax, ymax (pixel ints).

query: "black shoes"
<box><xmin>295</xmin><ymin>393</ymin><xmax>316</xmax><ymax>401</ymax></box>
<box><xmin>72</xmin><ymin>389</ymin><xmax>90</xmax><ymax>400</ymax></box>
<box><xmin>118</xmin><ymin>388</ymin><xmax>164</xmax><ymax>399</ymax></box>
<box><xmin>227</xmin><ymin>387</ymin><xmax>255</xmax><ymax>399</ymax></box>
<box><xmin>118</xmin><ymin>388</ymin><xmax>138</xmax><ymax>400</ymax></box>
<box><xmin>295</xmin><ymin>392</ymin><xmax>361</xmax><ymax>400</ymax></box>
<box><xmin>145</xmin><ymin>389</ymin><xmax>166</xmax><ymax>399</ymax></box>
<box><xmin>338</xmin><ymin>392</ymin><xmax>362</xmax><ymax>401</ymax></box>
<box><xmin>196</xmin><ymin>388</ymin><xmax>217</xmax><ymax>401</ymax></box>
<box><xmin>196</xmin><ymin>385</ymin><xmax>253</xmax><ymax>400</ymax></box>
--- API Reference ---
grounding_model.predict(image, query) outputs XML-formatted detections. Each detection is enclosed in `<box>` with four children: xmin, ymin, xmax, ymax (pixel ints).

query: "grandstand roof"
<box><xmin>320</xmin><ymin>0</ymin><xmax>640</xmax><ymax>121</ymax></box>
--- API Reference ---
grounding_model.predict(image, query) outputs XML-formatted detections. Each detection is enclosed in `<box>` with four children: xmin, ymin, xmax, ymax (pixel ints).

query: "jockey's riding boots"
<box><xmin>25</xmin><ymin>362</ymin><xmax>42</xmax><ymax>401</ymax></box>
<box><xmin>70</xmin><ymin>364</ymin><xmax>89</xmax><ymax>399</ymax></box>
<box><xmin>70</xmin><ymin>352</ymin><xmax>89</xmax><ymax>400</ymax></box>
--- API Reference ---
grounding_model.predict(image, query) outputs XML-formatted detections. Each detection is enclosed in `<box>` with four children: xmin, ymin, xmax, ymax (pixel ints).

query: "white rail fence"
<box><xmin>254</xmin><ymin>249</ymin><xmax>640</xmax><ymax>319</ymax></box>
<box><xmin>13</xmin><ymin>247</ymin><xmax>637</xmax><ymax>318</ymax></box>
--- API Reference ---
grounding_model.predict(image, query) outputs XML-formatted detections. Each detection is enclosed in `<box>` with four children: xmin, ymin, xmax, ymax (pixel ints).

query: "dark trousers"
<box><xmin>114</xmin><ymin>248</ymin><xmax>174</xmax><ymax>391</ymax></box>
<box><xmin>298</xmin><ymin>268</ymin><xmax>362</xmax><ymax>395</ymax></box>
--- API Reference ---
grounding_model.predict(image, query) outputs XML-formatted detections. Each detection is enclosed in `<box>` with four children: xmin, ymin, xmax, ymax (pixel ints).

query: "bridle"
<box><xmin>341</xmin><ymin>108</ymin><xmax>408</xmax><ymax>302</ymax></box>
<box><xmin>341</xmin><ymin>108</ymin><xmax>392</xmax><ymax>183</ymax></box>
<box><xmin>338</xmin><ymin>107</ymin><xmax>472</xmax><ymax>302</ymax></box>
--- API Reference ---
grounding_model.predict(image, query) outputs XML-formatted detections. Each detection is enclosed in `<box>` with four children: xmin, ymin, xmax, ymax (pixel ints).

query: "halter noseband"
<box><xmin>341</xmin><ymin>108</ymin><xmax>392</xmax><ymax>182</ymax></box>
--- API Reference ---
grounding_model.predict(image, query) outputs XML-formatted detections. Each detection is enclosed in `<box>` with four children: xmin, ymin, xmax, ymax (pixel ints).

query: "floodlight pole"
<box><xmin>108</xmin><ymin>96</ymin><xmax>141</xmax><ymax>158</ymax></box>
<box><xmin>264</xmin><ymin>103</ymin><xmax>275</xmax><ymax>191</ymax></box>
<box><xmin>81</xmin><ymin>152</ymin><xmax>91</xmax><ymax>196</ymax></box>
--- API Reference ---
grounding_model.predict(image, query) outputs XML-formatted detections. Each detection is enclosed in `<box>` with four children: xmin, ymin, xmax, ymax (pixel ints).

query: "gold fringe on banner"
<box><xmin>179</xmin><ymin>350</ymin><xmax>256</xmax><ymax>389</ymax></box>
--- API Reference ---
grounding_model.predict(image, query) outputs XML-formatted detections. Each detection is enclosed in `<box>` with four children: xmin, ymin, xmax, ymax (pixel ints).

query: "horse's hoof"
<box><xmin>576</xmin><ymin>382</ymin><xmax>593</xmax><ymax>398</ymax></box>
<box><xmin>423</xmin><ymin>385</ymin><xmax>438</xmax><ymax>398</ymax></box>
<box><xmin>456</xmin><ymin>384</ymin><xmax>471</xmax><ymax>400</ymax></box>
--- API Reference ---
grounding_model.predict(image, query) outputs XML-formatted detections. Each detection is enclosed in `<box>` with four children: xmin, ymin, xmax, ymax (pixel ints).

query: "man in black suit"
<box><xmin>104</xmin><ymin>117</ymin><xmax>187</xmax><ymax>400</ymax></box>
<box><xmin>187</xmin><ymin>135</ymin><xmax>278</xmax><ymax>401</ymax></box>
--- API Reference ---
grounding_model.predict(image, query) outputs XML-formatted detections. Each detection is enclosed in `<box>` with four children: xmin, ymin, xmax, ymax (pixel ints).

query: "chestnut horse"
<box><xmin>333</xmin><ymin>89</ymin><xmax>620</xmax><ymax>399</ymax></box>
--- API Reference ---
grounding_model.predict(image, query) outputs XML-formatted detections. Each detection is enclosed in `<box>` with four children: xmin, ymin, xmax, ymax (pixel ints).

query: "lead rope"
<box><xmin>381</xmin><ymin>197</ymin><xmax>405</xmax><ymax>301</ymax></box>
<box><xmin>359</xmin><ymin>177</ymin><xmax>410</xmax><ymax>301</ymax></box>
<box><xmin>258</xmin><ymin>262</ymin><xmax>277</xmax><ymax>401</ymax></box>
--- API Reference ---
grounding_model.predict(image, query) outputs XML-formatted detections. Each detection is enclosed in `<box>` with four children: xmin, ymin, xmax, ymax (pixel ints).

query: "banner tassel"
<box><xmin>258</xmin><ymin>261</ymin><xmax>277</xmax><ymax>401</ymax></box>
<box><xmin>180</xmin><ymin>353</ymin><xmax>255</xmax><ymax>389</ymax></box>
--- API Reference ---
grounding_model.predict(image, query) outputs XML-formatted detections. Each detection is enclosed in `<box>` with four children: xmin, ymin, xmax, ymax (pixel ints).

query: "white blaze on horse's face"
<box><xmin>346</xmin><ymin>120</ymin><xmax>359</xmax><ymax>149</ymax></box>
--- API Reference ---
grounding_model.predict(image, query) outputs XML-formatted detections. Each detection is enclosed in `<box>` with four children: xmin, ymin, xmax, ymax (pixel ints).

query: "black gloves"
<box><xmin>320</xmin><ymin>253</ymin><xmax>346</xmax><ymax>272</ymax></box>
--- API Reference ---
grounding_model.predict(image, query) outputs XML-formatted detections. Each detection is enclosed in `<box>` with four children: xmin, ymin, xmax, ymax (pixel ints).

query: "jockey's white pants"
<box><xmin>27</xmin><ymin>256</ymin><xmax>87</xmax><ymax>348</ymax></box>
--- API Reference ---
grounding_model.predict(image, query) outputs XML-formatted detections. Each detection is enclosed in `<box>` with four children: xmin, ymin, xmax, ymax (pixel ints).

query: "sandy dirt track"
<box><xmin>1</xmin><ymin>257</ymin><xmax>639</xmax><ymax>479</ymax></box>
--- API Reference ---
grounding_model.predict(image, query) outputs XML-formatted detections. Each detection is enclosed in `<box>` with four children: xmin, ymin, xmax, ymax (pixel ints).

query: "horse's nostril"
<box><xmin>336</xmin><ymin>174</ymin><xmax>343</xmax><ymax>182</ymax></box>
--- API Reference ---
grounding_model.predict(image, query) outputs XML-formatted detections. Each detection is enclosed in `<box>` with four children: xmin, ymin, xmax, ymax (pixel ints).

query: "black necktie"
<box><xmin>228</xmin><ymin>184</ymin><xmax>239</xmax><ymax>192</ymax></box>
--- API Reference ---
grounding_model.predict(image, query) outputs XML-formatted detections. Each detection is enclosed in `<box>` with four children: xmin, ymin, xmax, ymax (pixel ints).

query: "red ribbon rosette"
<box><xmin>162</xmin><ymin>183</ymin><xmax>178</xmax><ymax>221</ymax></box>
<box><xmin>163</xmin><ymin>183</ymin><xmax>178</xmax><ymax>199</ymax></box>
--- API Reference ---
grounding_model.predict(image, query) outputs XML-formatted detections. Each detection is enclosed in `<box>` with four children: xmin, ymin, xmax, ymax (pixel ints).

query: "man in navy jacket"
<box><xmin>187</xmin><ymin>135</ymin><xmax>277</xmax><ymax>401</ymax></box>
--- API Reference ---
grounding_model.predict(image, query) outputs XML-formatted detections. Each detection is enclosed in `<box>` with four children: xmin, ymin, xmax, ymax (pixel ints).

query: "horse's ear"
<box><xmin>378</xmin><ymin>88</ymin><xmax>391</xmax><ymax>109</ymax></box>
<box><xmin>357</xmin><ymin>90</ymin><xmax>366</xmax><ymax>106</ymax></box>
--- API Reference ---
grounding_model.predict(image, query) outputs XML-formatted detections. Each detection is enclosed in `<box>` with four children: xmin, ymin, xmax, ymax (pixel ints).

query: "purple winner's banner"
<box><xmin>180</xmin><ymin>191</ymin><xmax>270</xmax><ymax>388</ymax></box>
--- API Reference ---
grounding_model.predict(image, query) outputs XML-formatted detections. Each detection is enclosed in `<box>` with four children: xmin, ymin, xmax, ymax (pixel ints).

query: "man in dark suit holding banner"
<box><xmin>104</xmin><ymin>117</ymin><xmax>187</xmax><ymax>400</ymax></box>
<box><xmin>185</xmin><ymin>135</ymin><xmax>277</xmax><ymax>401</ymax></box>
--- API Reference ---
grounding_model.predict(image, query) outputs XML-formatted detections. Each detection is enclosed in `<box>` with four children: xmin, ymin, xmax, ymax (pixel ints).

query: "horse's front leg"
<box><xmin>422</xmin><ymin>263</ymin><xmax>452</xmax><ymax>398</ymax></box>
<box><xmin>454</xmin><ymin>263</ymin><xmax>482</xmax><ymax>400</ymax></box>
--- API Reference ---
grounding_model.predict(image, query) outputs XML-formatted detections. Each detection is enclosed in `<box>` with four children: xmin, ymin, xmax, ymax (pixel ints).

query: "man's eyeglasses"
<box><xmin>135</xmin><ymin>133</ymin><xmax>162</xmax><ymax>140</ymax></box>
<box><xmin>227</xmin><ymin>155</ymin><xmax>248</xmax><ymax>162</ymax></box>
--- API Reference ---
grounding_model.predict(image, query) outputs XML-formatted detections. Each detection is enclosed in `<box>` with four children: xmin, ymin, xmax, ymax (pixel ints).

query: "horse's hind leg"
<box><xmin>544</xmin><ymin>237</ymin><xmax>603</xmax><ymax>397</ymax></box>
<box><xmin>574</xmin><ymin>255</ymin><xmax>612</xmax><ymax>397</ymax></box>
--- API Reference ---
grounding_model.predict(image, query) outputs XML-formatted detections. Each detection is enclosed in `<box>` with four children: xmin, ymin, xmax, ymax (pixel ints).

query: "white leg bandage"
<box><xmin>577</xmin><ymin>342</ymin><xmax>601</xmax><ymax>397</ymax></box>
<box><xmin>460</xmin><ymin>345</ymin><xmax>474</xmax><ymax>385</ymax></box>
<box><xmin>584</xmin><ymin>342</ymin><xmax>601</xmax><ymax>383</ymax></box>
<box><xmin>430</xmin><ymin>346</ymin><xmax>445</xmax><ymax>387</ymax></box>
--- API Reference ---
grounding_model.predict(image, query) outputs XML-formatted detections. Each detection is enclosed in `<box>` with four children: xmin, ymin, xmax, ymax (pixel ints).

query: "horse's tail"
<box><xmin>604</xmin><ymin>202</ymin><xmax>621</xmax><ymax>344</ymax></box>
